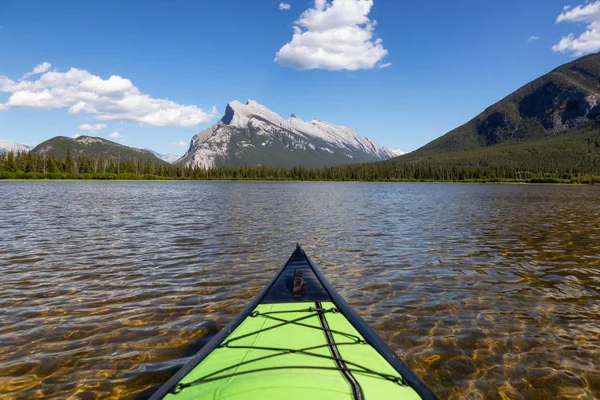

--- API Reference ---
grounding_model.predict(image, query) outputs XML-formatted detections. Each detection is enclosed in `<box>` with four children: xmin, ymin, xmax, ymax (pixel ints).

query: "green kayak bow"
<box><xmin>150</xmin><ymin>245</ymin><xmax>438</xmax><ymax>400</ymax></box>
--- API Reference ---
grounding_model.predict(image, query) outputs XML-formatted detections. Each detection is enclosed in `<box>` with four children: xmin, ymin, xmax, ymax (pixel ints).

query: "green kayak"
<box><xmin>150</xmin><ymin>245</ymin><xmax>438</xmax><ymax>400</ymax></box>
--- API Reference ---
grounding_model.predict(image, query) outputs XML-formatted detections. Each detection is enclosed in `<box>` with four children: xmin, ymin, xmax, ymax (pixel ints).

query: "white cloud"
<box><xmin>279</xmin><ymin>2</ymin><xmax>291</xmax><ymax>10</ymax></box>
<box><xmin>0</xmin><ymin>63</ymin><xmax>218</xmax><ymax>127</ymax></box>
<box><xmin>79</xmin><ymin>123</ymin><xmax>107</xmax><ymax>131</ymax></box>
<box><xmin>275</xmin><ymin>0</ymin><xmax>388</xmax><ymax>70</ymax></box>
<box><xmin>170</xmin><ymin>141</ymin><xmax>188</xmax><ymax>149</ymax></box>
<box><xmin>378</xmin><ymin>62</ymin><xmax>392</xmax><ymax>68</ymax></box>
<box><xmin>553</xmin><ymin>1</ymin><xmax>600</xmax><ymax>55</ymax></box>
<box><xmin>22</xmin><ymin>62</ymin><xmax>52</xmax><ymax>80</ymax></box>
<box><xmin>108</xmin><ymin>132</ymin><xmax>122</xmax><ymax>138</ymax></box>
<box><xmin>527</xmin><ymin>36</ymin><xmax>540</xmax><ymax>41</ymax></box>
<box><xmin>71</xmin><ymin>134</ymin><xmax>81</xmax><ymax>139</ymax></box>
<box><xmin>556</xmin><ymin>2</ymin><xmax>600</xmax><ymax>23</ymax></box>
<box><xmin>564</xmin><ymin>5</ymin><xmax>572</xmax><ymax>11</ymax></box>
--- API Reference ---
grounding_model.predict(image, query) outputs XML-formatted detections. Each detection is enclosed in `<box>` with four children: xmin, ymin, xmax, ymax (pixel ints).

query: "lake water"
<box><xmin>0</xmin><ymin>181</ymin><xmax>599</xmax><ymax>399</ymax></box>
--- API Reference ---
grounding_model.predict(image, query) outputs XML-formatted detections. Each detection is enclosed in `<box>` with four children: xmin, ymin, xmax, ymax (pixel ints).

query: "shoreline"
<box><xmin>0</xmin><ymin>177</ymin><xmax>593</xmax><ymax>185</ymax></box>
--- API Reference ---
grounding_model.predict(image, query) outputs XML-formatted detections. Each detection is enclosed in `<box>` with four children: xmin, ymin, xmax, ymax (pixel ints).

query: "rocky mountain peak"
<box><xmin>181</xmin><ymin>99</ymin><xmax>398</xmax><ymax>169</ymax></box>
<box><xmin>221</xmin><ymin>99</ymin><xmax>283</xmax><ymax>127</ymax></box>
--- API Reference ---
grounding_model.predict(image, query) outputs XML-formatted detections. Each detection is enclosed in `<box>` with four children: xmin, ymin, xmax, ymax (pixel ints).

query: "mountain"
<box><xmin>33</xmin><ymin>136</ymin><xmax>167</xmax><ymax>164</ymax></box>
<box><xmin>179</xmin><ymin>100</ymin><xmax>397</xmax><ymax>169</ymax></box>
<box><xmin>396</xmin><ymin>53</ymin><xmax>600</xmax><ymax>169</ymax></box>
<box><xmin>0</xmin><ymin>140</ymin><xmax>31</xmax><ymax>154</ymax></box>
<box><xmin>145</xmin><ymin>149</ymin><xmax>181</xmax><ymax>164</ymax></box>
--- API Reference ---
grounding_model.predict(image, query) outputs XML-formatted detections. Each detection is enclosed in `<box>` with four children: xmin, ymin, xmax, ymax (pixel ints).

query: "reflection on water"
<box><xmin>0</xmin><ymin>182</ymin><xmax>599</xmax><ymax>399</ymax></box>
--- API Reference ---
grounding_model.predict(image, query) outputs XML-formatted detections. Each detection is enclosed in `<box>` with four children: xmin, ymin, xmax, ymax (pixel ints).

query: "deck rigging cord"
<box><xmin>171</xmin><ymin>306</ymin><xmax>405</xmax><ymax>394</ymax></box>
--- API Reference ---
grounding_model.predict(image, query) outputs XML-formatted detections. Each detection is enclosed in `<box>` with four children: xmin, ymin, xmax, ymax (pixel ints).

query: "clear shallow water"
<box><xmin>0</xmin><ymin>181</ymin><xmax>599</xmax><ymax>399</ymax></box>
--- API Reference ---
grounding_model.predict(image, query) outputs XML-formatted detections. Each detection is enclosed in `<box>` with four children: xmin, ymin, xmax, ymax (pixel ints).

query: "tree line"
<box><xmin>1</xmin><ymin>148</ymin><xmax>599</xmax><ymax>183</ymax></box>
<box><xmin>0</xmin><ymin>149</ymin><xmax>185</xmax><ymax>177</ymax></box>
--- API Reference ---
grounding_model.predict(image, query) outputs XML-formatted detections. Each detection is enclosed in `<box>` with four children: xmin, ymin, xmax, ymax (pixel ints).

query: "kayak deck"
<box><xmin>151</xmin><ymin>246</ymin><xmax>438</xmax><ymax>400</ymax></box>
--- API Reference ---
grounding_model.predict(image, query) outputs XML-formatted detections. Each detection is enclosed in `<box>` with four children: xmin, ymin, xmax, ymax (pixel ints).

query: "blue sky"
<box><xmin>0</xmin><ymin>0</ymin><xmax>597</xmax><ymax>155</ymax></box>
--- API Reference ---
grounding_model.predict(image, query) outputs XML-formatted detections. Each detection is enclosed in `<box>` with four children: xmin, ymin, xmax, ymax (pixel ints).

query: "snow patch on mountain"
<box><xmin>390</xmin><ymin>149</ymin><xmax>407</xmax><ymax>156</ymax></box>
<box><xmin>75</xmin><ymin>136</ymin><xmax>105</xmax><ymax>146</ymax></box>
<box><xmin>0</xmin><ymin>140</ymin><xmax>31</xmax><ymax>154</ymax></box>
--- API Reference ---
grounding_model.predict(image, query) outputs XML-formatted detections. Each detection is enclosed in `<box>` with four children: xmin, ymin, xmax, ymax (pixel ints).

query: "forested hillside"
<box><xmin>401</xmin><ymin>53</ymin><xmax>600</xmax><ymax>160</ymax></box>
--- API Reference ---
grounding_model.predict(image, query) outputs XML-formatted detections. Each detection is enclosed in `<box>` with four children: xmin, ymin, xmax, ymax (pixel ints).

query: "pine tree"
<box><xmin>6</xmin><ymin>152</ymin><xmax>16</xmax><ymax>172</ymax></box>
<box><xmin>78</xmin><ymin>155</ymin><xmax>88</xmax><ymax>173</ymax></box>
<box><xmin>47</xmin><ymin>155</ymin><xmax>57</xmax><ymax>173</ymax></box>
<box><xmin>65</xmin><ymin>148</ymin><xmax>74</xmax><ymax>173</ymax></box>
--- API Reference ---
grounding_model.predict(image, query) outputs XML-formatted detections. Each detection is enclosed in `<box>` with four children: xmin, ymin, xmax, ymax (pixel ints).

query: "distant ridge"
<box><xmin>145</xmin><ymin>149</ymin><xmax>180</xmax><ymax>164</ymax></box>
<box><xmin>33</xmin><ymin>136</ymin><xmax>167</xmax><ymax>165</ymax></box>
<box><xmin>0</xmin><ymin>141</ymin><xmax>31</xmax><ymax>154</ymax></box>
